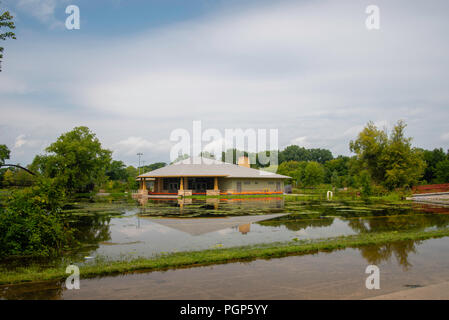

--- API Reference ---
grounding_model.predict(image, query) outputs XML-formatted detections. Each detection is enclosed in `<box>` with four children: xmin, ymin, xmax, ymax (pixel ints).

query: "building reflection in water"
<box><xmin>238</xmin><ymin>223</ymin><xmax>251</xmax><ymax>234</ymax></box>
<box><xmin>137</xmin><ymin>197</ymin><xmax>285</xmax><ymax>216</ymax></box>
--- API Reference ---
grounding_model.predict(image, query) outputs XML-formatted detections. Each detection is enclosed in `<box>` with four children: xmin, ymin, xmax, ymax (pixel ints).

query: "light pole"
<box><xmin>137</xmin><ymin>153</ymin><xmax>143</xmax><ymax>175</ymax></box>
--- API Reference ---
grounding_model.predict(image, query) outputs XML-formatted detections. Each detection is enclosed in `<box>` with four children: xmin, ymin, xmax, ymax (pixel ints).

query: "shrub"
<box><xmin>0</xmin><ymin>179</ymin><xmax>75</xmax><ymax>258</ymax></box>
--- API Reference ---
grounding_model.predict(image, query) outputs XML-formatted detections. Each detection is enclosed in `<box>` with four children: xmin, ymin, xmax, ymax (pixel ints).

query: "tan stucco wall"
<box><xmin>147</xmin><ymin>177</ymin><xmax>285</xmax><ymax>193</ymax></box>
<box><xmin>218</xmin><ymin>178</ymin><xmax>284</xmax><ymax>193</ymax></box>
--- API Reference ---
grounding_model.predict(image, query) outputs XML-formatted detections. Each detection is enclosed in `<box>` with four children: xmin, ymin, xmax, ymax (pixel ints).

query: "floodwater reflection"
<box><xmin>359</xmin><ymin>240</ymin><xmax>420</xmax><ymax>270</ymax></box>
<box><xmin>1</xmin><ymin>197</ymin><xmax>449</xmax><ymax>274</ymax></box>
<box><xmin>1</xmin><ymin>236</ymin><xmax>448</xmax><ymax>300</ymax></box>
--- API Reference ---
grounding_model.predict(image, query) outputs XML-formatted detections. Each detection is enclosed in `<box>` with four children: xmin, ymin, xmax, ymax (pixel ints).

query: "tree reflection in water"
<box><xmin>68</xmin><ymin>215</ymin><xmax>112</xmax><ymax>249</ymax></box>
<box><xmin>358</xmin><ymin>240</ymin><xmax>420</xmax><ymax>270</ymax></box>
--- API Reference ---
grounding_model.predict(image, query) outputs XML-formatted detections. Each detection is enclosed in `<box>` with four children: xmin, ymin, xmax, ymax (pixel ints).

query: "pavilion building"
<box><xmin>137</xmin><ymin>156</ymin><xmax>290</xmax><ymax>196</ymax></box>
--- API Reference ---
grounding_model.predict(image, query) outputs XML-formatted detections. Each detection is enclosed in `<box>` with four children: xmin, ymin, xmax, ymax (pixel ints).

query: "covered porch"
<box><xmin>138</xmin><ymin>176</ymin><xmax>222</xmax><ymax>196</ymax></box>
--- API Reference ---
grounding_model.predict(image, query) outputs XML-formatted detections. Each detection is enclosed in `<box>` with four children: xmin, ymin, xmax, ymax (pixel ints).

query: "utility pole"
<box><xmin>137</xmin><ymin>153</ymin><xmax>143</xmax><ymax>175</ymax></box>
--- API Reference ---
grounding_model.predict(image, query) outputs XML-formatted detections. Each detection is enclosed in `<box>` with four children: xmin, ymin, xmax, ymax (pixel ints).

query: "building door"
<box><xmin>276</xmin><ymin>182</ymin><xmax>281</xmax><ymax>191</ymax></box>
<box><xmin>168</xmin><ymin>183</ymin><xmax>179</xmax><ymax>192</ymax></box>
<box><xmin>236</xmin><ymin>181</ymin><xmax>242</xmax><ymax>193</ymax></box>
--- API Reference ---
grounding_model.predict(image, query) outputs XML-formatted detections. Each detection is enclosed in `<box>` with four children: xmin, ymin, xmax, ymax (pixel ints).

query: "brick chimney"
<box><xmin>238</xmin><ymin>156</ymin><xmax>250</xmax><ymax>168</ymax></box>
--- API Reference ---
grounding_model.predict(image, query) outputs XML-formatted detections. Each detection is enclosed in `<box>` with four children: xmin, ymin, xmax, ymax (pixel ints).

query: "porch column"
<box><xmin>214</xmin><ymin>177</ymin><xmax>218</xmax><ymax>190</ymax></box>
<box><xmin>180</xmin><ymin>177</ymin><xmax>184</xmax><ymax>191</ymax></box>
<box><xmin>158</xmin><ymin>178</ymin><xmax>163</xmax><ymax>192</ymax></box>
<box><xmin>142</xmin><ymin>178</ymin><xmax>147</xmax><ymax>193</ymax></box>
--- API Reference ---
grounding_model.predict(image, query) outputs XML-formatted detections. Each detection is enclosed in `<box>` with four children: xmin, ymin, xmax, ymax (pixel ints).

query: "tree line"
<box><xmin>1</xmin><ymin>121</ymin><xmax>449</xmax><ymax>257</ymax></box>
<box><xmin>2</xmin><ymin>121</ymin><xmax>449</xmax><ymax>194</ymax></box>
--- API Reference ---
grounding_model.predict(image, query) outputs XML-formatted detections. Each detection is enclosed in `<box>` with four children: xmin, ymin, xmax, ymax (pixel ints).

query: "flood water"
<box><xmin>2</xmin><ymin>237</ymin><xmax>449</xmax><ymax>299</ymax></box>
<box><xmin>1</xmin><ymin>195</ymin><xmax>449</xmax><ymax>299</ymax></box>
<box><xmin>2</xmin><ymin>195</ymin><xmax>448</xmax><ymax>268</ymax></box>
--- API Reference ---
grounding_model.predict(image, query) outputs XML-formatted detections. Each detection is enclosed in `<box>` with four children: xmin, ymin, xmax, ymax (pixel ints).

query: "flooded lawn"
<box><xmin>2</xmin><ymin>236</ymin><xmax>449</xmax><ymax>299</ymax></box>
<box><xmin>1</xmin><ymin>196</ymin><xmax>449</xmax><ymax>270</ymax></box>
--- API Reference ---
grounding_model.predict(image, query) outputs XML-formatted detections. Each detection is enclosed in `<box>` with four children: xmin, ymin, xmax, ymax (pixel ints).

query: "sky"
<box><xmin>1</xmin><ymin>0</ymin><xmax>449</xmax><ymax>167</ymax></box>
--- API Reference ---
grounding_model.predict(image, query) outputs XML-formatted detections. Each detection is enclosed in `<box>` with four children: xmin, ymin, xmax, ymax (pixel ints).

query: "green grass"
<box><xmin>1</xmin><ymin>228</ymin><xmax>449</xmax><ymax>285</ymax></box>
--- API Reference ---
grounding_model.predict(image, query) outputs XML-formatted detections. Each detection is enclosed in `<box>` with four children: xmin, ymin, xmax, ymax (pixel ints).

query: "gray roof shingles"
<box><xmin>138</xmin><ymin>157</ymin><xmax>290</xmax><ymax>179</ymax></box>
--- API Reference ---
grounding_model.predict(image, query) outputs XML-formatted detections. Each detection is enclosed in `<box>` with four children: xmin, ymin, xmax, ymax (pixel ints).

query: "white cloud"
<box><xmin>441</xmin><ymin>133</ymin><xmax>449</xmax><ymax>142</ymax></box>
<box><xmin>13</xmin><ymin>134</ymin><xmax>42</xmax><ymax>149</ymax></box>
<box><xmin>2</xmin><ymin>0</ymin><xmax>449</xmax><ymax>164</ymax></box>
<box><xmin>115</xmin><ymin>137</ymin><xmax>173</xmax><ymax>157</ymax></box>
<box><xmin>16</xmin><ymin>0</ymin><xmax>66</xmax><ymax>28</ymax></box>
<box><xmin>13</xmin><ymin>134</ymin><xmax>27</xmax><ymax>148</ymax></box>
<box><xmin>290</xmin><ymin>136</ymin><xmax>310</xmax><ymax>148</ymax></box>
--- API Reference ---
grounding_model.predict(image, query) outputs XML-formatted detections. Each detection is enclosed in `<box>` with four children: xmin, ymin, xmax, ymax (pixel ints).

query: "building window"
<box><xmin>268</xmin><ymin>181</ymin><xmax>274</xmax><ymax>185</ymax></box>
<box><xmin>244</xmin><ymin>181</ymin><xmax>251</xmax><ymax>185</ymax></box>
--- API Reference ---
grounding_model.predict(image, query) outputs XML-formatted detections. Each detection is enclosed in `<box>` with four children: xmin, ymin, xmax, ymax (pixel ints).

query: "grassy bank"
<box><xmin>1</xmin><ymin>228</ymin><xmax>449</xmax><ymax>285</ymax></box>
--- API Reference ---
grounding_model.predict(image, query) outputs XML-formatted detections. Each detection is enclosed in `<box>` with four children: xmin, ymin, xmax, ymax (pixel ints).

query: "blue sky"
<box><xmin>1</xmin><ymin>0</ymin><xmax>449</xmax><ymax>167</ymax></box>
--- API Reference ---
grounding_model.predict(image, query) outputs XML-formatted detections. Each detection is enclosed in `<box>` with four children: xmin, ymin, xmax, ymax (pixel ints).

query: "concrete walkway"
<box><xmin>408</xmin><ymin>192</ymin><xmax>449</xmax><ymax>207</ymax></box>
<box><xmin>367</xmin><ymin>281</ymin><xmax>449</xmax><ymax>300</ymax></box>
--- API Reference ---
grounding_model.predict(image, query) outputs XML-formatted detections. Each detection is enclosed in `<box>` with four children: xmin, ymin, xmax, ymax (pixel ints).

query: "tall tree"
<box><xmin>31</xmin><ymin>127</ymin><xmax>112</xmax><ymax>193</ymax></box>
<box><xmin>279</xmin><ymin>145</ymin><xmax>310</xmax><ymax>163</ymax></box>
<box><xmin>106</xmin><ymin>160</ymin><xmax>128</xmax><ymax>181</ymax></box>
<box><xmin>380</xmin><ymin>121</ymin><xmax>426</xmax><ymax>189</ymax></box>
<box><xmin>0</xmin><ymin>8</ymin><xmax>16</xmax><ymax>72</ymax></box>
<box><xmin>0</xmin><ymin>144</ymin><xmax>10</xmax><ymax>164</ymax></box>
<box><xmin>350</xmin><ymin>120</ymin><xmax>425</xmax><ymax>190</ymax></box>
<box><xmin>277</xmin><ymin>161</ymin><xmax>306</xmax><ymax>186</ymax></box>
<box><xmin>279</xmin><ymin>145</ymin><xmax>333</xmax><ymax>164</ymax></box>
<box><xmin>421</xmin><ymin>148</ymin><xmax>447</xmax><ymax>183</ymax></box>
<box><xmin>435</xmin><ymin>160</ymin><xmax>449</xmax><ymax>183</ymax></box>
<box><xmin>308</xmin><ymin>148</ymin><xmax>333</xmax><ymax>163</ymax></box>
<box><xmin>303</xmin><ymin>161</ymin><xmax>325</xmax><ymax>187</ymax></box>
<box><xmin>349</xmin><ymin>121</ymin><xmax>388</xmax><ymax>182</ymax></box>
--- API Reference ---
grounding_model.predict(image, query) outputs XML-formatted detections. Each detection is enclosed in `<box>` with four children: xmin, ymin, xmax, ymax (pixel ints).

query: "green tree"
<box><xmin>349</xmin><ymin>121</ymin><xmax>388</xmax><ymax>182</ymax></box>
<box><xmin>303</xmin><ymin>161</ymin><xmax>324</xmax><ymax>187</ymax></box>
<box><xmin>350</xmin><ymin>120</ymin><xmax>425</xmax><ymax>190</ymax></box>
<box><xmin>2</xmin><ymin>168</ymin><xmax>13</xmax><ymax>186</ymax></box>
<box><xmin>279</xmin><ymin>146</ymin><xmax>333</xmax><ymax>164</ymax></box>
<box><xmin>279</xmin><ymin>145</ymin><xmax>310</xmax><ymax>163</ymax></box>
<box><xmin>0</xmin><ymin>144</ymin><xmax>10</xmax><ymax>164</ymax></box>
<box><xmin>277</xmin><ymin>161</ymin><xmax>306</xmax><ymax>186</ymax></box>
<box><xmin>0</xmin><ymin>178</ymin><xmax>75</xmax><ymax>257</ymax></box>
<box><xmin>0</xmin><ymin>8</ymin><xmax>16</xmax><ymax>72</ymax></box>
<box><xmin>421</xmin><ymin>148</ymin><xmax>447</xmax><ymax>183</ymax></box>
<box><xmin>0</xmin><ymin>144</ymin><xmax>10</xmax><ymax>186</ymax></box>
<box><xmin>125</xmin><ymin>165</ymin><xmax>138</xmax><ymax>178</ymax></box>
<box><xmin>106</xmin><ymin>160</ymin><xmax>128</xmax><ymax>181</ymax></box>
<box><xmin>141</xmin><ymin>162</ymin><xmax>166</xmax><ymax>173</ymax></box>
<box><xmin>380</xmin><ymin>121</ymin><xmax>426</xmax><ymax>189</ymax></box>
<box><xmin>435</xmin><ymin>160</ymin><xmax>449</xmax><ymax>183</ymax></box>
<box><xmin>2</xmin><ymin>166</ymin><xmax>35</xmax><ymax>187</ymax></box>
<box><xmin>308</xmin><ymin>148</ymin><xmax>333</xmax><ymax>163</ymax></box>
<box><xmin>359</xmin><ymin>170</ymin><xmax>372</xmax><ymax>197</ymax></box>
<box><xmin>330</xmin><ymin>170</ymin><xmax>340</xmax><ymax>188</ymax></box>
<box><xmin>324</xmin><ymin>155</ymin><xmax>350</xmax><ymax>184</ymax></box>
<box><xmin>31</xmin><ymin>127</ymin><xmax>112</xmax><ymax>193</ymax></box>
